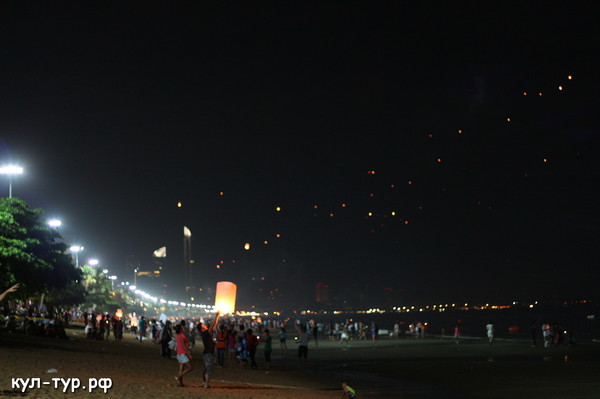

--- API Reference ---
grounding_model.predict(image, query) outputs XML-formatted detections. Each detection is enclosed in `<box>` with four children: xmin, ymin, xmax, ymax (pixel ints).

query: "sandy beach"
<box><xmin>2</xmin><ymin>328</ymin><xmax>600</xmax><ymax>398</ymax></box>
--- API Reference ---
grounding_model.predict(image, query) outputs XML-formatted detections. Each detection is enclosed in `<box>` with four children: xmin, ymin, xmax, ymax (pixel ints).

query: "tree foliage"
<box><xmin>0</xmin><ymin>198</ymin><xmax>81</xmax><ymax>299</ymax></box>
<box><xmin>80</xmin><ymin>265</ymin><xmax>120</xmax><ymax>311</ymax></box>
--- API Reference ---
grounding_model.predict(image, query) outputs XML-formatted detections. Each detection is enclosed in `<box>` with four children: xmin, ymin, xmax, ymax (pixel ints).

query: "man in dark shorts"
<box><xmin>297</xmin><ymin>325</ymin><xmax>310</xmax><ymax>369</ymax></box>
<box><xmin>197</xmin><ymin>311</ymin><xmax>221</xmax><ymax>388</ymax></box>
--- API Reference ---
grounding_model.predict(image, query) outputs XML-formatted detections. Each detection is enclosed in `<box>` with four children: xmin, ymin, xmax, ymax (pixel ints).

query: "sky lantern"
<box><xmin>244</xmin><ymin>243</ymin><xmax>250</xmax><ymax>250</ymax></box>
<box><xmin>116</xmin><ymin>309</ymin><xmax>123</xmax><ymax>318</ymax></box>
<box><xmin>215</xmin><ymin>281</ymin><xmax>237</xmax><ymax>314</ymax></box>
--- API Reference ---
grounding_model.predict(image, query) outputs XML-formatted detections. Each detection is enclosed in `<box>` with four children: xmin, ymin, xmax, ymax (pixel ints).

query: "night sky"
<box><xmin>1</xmin><ymin>3</ymin><xmax>598</xmax><ymax>308</ymax></box>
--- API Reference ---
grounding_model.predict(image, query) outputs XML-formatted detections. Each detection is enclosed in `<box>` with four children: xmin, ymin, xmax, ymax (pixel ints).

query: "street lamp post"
<box><xmin>0</xmin><ymin>165</ymin><xmax>24</xmax><ymax>198</ymax></box>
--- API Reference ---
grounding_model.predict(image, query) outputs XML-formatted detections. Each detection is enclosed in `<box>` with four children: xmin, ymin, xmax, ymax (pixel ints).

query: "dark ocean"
<box><xmin>305</xmin><ymin>303</ymin><xmax>600</xmax><ymax>343</ymax></box>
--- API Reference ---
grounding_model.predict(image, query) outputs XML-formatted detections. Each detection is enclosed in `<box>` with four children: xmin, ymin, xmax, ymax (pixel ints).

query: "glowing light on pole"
<box><xmin>0</xmin><ymin>165</ymin><xmax>24</xmax><ymax>198</ymax></box>
<box><xmin>215</xmin><ymin>281</ymin><xmax>237</xmax><ymax>314</ymax></box>
<box><xmin>69</xmin><ymin>245</ymin><xmax>84</xmax><ymax>267</ymax></box>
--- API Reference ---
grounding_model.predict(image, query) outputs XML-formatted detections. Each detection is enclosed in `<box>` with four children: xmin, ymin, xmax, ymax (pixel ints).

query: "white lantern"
<box><xmin>215</xmin><ymin>281</ymin><xmax>237</xmax><ymax>314</ymax></box>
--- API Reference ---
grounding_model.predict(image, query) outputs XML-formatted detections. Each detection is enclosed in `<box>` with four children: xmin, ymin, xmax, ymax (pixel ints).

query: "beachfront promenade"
<box><xmin>1</xmin><ymin>327</ymin><xmax>600</xmax><ymax>398</ymax></box>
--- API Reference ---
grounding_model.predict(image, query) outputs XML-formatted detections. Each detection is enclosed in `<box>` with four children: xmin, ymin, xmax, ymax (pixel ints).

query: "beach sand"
<box><xmin>2</xmin><ymin>329</ymin><xmax>600</xmax><ymax>398</ymax></box>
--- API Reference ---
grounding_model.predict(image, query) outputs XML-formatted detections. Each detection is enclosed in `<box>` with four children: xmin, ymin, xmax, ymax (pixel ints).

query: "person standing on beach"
<box><xmin>138</xmin><ymin>316</ymin><xmax>147</xmax><ymax>342</ymax></box>
<box><xmin>394</xmin><ymin>321</ymin><xmax>400</xmax><ymax>339</ymax></box>
<box><xmin>371</xmin><ymin>322</ymin><xmax>379</xmax><ymax>346</ymax></box>
<box><xmin>197</xmin><ymin>311</ymin><xmax>221</xmax><ymax>388</ymax></box>
<box><xmin>279</xmin><ymin>326</ymin><xmax>288</xmax><ymax>358</ymax></box>
<box><xmin>227</xmin><ymin>327</ymin><xmax>237</xmax><ymax>363</ymax></box>
<box><xmin>215</xmin><ymin>325</ymin><xmax>227</xmax><ymax>367</ymax></box>
<box><xmin>263</xmin><ymin>328</ymin><xmax>272</xmax><ymax>369</ymax></box>
<box><xmin>486</xmin><ymin>321</ymin><xmax>494</xmax><ymax>344</ymax></box>
<box><xmin>298</xmin><ymin>325</ymin><xmax>310</xmax><ymax>369</ymax></box>
<box><xmin>340</xmin><ymin>325</ymin><xmax>350</xmax><ymax>346</ymax></box>
<box><xmin>174</xmin><ymin>324</ymin><xmax>193</xmax><ymax>387</ymax></box>
<box><xmin>246</xmin><ymin>328</ymin><xmax>259</xmax><ymax>369</ymax></box>
<box><xmin>454</xmin><ymin>324</ymin><xmax>461</xmax><ymax>344</ymax></box>
<box><xmin>160</xmin><ymin>320</ymin><xmax>173</xmax><ymax>358</ymax></box>
<box><xmin>530</xmin><ymin>321</ymin><xmax>537</xmax><ymax>347</ymax></box>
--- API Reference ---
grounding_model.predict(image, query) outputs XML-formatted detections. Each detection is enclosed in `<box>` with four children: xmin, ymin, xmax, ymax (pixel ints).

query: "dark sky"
<box><xmin>1</xmin><ymin>3</ymin><xmax>598</xmax><ymax>308</ymax></box>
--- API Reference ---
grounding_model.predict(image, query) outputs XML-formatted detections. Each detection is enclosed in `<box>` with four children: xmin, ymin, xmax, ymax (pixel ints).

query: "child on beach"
<box><xmin>174</xmin><ymin>324</ymin><xmax>193</xmax><ymax>387</ymax></box>
<box><xmin>341</xmin><ymin>380</ymin><xmax>357</xmax><ymax>398</ymax></box>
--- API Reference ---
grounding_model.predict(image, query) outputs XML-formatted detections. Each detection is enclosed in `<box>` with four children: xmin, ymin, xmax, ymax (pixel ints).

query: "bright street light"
<box><xmin>69</xmin><ymin>245</ymin><xmax>84</xmax><ymax>267</ymax></box>
<box><xmin>0</xmin><ymin>165</ymin><xmax>24</xmax><ymax>198</ymax></box>
<box><xmin>88</xmin><ymin>258</ymin><xmax>99</xmax><ymax>266</ymax></box>
<box><xmin>48</xmin><ymin>219</ymin><xmax>62</xmax><ymax>228</ymax></box>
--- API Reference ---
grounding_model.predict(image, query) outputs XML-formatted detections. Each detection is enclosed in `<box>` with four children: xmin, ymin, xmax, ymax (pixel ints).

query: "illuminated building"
<box><xmin>316</xmin><ymin>282</ymin><xmax>329</xmax><ymax>303</ymax></box>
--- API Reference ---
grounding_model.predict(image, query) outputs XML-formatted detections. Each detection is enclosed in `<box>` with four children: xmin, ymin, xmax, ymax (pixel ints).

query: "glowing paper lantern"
<box><xmin>215</xmin><ymin>281</ymin><xmax>237</xmax><ymax>314</ymax></box>
<box><xmin>116</xmin><ymin>309</ymin><xmax>123</xmax><ymax>318</ymax></box>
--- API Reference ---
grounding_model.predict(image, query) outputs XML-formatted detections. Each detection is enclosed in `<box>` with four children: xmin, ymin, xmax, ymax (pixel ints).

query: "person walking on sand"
<box><xmin>486</xmin><ymin>321</ymin><xmax>494</xmax><ymax>344</ymax></box>
<box><xmin>298</xmin><ymin>325</ymin><xmax>310</xmax><ymax>369</ymax></box>
<box><xmin>174</xmin><ymin>324</ymin><xmax>193</xmax><ymax>387</ymax></box>
<box><xmin>341</xmin><ymin>380</ymin><xmax>358</xmax><ymax>398</ymax></box>
<box><xmin>197</xmin><ymin>311</ymin><xmax>221</xmax><ymax>389</ymax></box>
